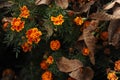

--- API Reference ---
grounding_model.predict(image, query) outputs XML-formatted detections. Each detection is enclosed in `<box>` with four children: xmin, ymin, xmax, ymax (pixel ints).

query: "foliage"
<box><xmin>1</xmin><ymin>0</ymin><xmax>120</xmax><ymax>80</ymax></box>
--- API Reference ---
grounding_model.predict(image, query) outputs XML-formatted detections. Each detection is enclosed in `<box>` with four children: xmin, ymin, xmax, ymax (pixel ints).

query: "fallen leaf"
<box><xmin>69</xmin><ymin>67</ymin><xmax>94</xmax><ymax>80</ymax></box>
<box><xmin>78</xmin><ymin>20</ymin><xmax>99</xmax><ymax>64</ymax></box>
<box><xmin>55</xmin><ymin>0</ymin><xmax>69</xmax><ymax>9</ymax></box>
<box><xmin>56</xmin><ymin>57</ymin><xmax>83</xmax><ymax>73</ymax></box>
<box><xmin>35</xmin><ymin>0</ymin><xmax>51</xmax><ymax>5</ymax></box>
<box><xmin>79</xmin><ymin>1</ymin><xmax>95</xmax><ymax>13</ymax></box>
<box><xmin>90</xmin><ymin>11</ymin><xmax>120</xmax><ymax>20</ymax></box>
<box><xmin>0</xmin><ymin>1</ymin><xmax>13</xmax><ymax>9</ymax></box>
<box><xmin>2</xmin><ymin>17</ymin><xmax>12</xmax><ymax>23</ymax></box>
<box><xmin>104</xmin><ymin>0</ymin><xmax>120</xmax><ymax>10</ymax></box>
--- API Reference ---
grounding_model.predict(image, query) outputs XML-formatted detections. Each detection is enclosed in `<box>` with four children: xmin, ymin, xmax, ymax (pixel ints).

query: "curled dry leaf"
<box><xmin>35</xmin><ymin>0</ymin><xmax>51</xmax><ymax>5</ymax></box>
<box><xmin>57</xmin><ymin>57</ymin><xmax>94</xmax><ymax>80</ymax></box>
<box><xmin>108</xmin><ymin>7</ymin><xmax>120</xmax><ymax>46</ymax></box>
<box><xmin>56</xmin><ymin>57</ymin><xmax>83</xmax><ymax>73</ymax></box>
<box><xmin>69</xmin><ymin>67</ymin><xmax>94</xmax><ymax>80</ymax></box>
<box><xmin>79</xmin><ymin>1</ymin><xmax>95</xmax><ymax>13</ymax></box>
<box><xmin>78</xmin><ymin>20</ymin><xmax>99</xmax><ymax>65</ymax></box>
<box><xmin>90</xmin><ymin>11</ymin><xmax>120</xmax><ymax>20</ymax></box>
<box><xmin>104</xmin><ymin>0</ymin><xmax>120</xmax><ymax>10</ymax></box>
<box><xmin>0</xmin><ymin>1</ymin><xmax>13</xmax><ymax>9</ymax></box>
<box><xmin>55</xmin><ymin>0</ymin><xmax>69</xmax><ymax>9</ymax></box>
<box><xmin>2</xmin><ymin>17</ymin><xmax>12</xmax><ymax>23</ymax></box>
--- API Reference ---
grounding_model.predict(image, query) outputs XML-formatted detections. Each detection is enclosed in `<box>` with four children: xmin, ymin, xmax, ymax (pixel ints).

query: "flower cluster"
<box><xmin>107</xmin><ymin>60</ymin><xmax>120</xmax><ymax>80</ymax></box>
<box><xmin>51</xmin><ymin>14</ymin><xmax>64</xmax><ymax>25</ymax></box>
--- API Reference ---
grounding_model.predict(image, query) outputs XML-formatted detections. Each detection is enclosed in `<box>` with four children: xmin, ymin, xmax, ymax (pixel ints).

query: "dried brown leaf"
<box><xmin>0</xmin><ymin>1</ymin><xmax>13</xmax><ymax>9</ymax></box>
<box><xmin>35</xmin><ymin>0</ymin><xmax>51</xmax><ymax>5</ymax></box>
<box><xmin>2</xmin><ymin>17</ymin><xmax>12</xmax><ymax>23</ymax></box>
<box><xmin>55</xmin><ymin>0</ymin><xmax>69</xmax><ymax>9</ymax></box>
<box><xmin>90</xmin><ymin>11</ymin><xmax>120</xmax><ymax>20</ymax></box>
<box><xmin>69</xmin><ymin>67</ymin><xmax>94</xmax><ymax>80</ymax></box>
<box><xmin>108</xmin><ymin>7</ymin><xmax>120</xmax><ymax>45</ymax></box>
<box><xmin>104</xmin><ymin>0</ymin><xmax>120</xmax><ymax>10</ymax></box>
<box><xmin>78</xmin><ymin>20</ymin><xmax>99</xmax><ymax>64</ymax></box>
<box><xmin>79</xmin><ymin>1</ymin><xmax>95</xmax><ymax>13</ymax></box>
<box><xmin>56</xmin><ymin>57</ymin><xmax>83</xmax><ymax>73</ymax></box>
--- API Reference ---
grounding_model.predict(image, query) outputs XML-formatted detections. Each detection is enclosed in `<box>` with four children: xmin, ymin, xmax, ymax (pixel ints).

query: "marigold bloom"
<box><xmin>26</xmin><ymin>28</ymin><xmax>42</xmax><ymax>44</ymax></box>
<box><xmin>50</xmin><ymin>40</ymin><xmax>61</xmax><ymax>51</ymax></box>
<box><xmin>41</xmin><ymin>71</ymin><xmax>52</xmax><ymax>80</ymax></box>
<box><xmin>82</xmin><ymin>48</ymin><xmax>90</xmax><ymax>56</ymax></box>
<box><xmin>51</xmin><ymin>14</ymin><xmax>64</xmax><ymax>25</ymax></box>
<box><xmin>40</xmin><ymin>60</ymin><xmax>49</xmax><ymax>70</ymax></box>
<box><xmin>3</xmin><ymin>22</ymin><xmax>9</xmax><ymax>31</ymax></box>
<box><xmin>107</xmin><ymin>72</ymin><xmax>118</xmax><ymax>80</ymax></box>
<box><xmin>21</xmin><ymin>42</ymin><xmax>32</xmax><ymax>52</ymax></box>
<box><xmin>46</xmin><ymin>56</ymin><xmax>54</xmax><ymax>64</ymax></box>
<box><xmin>11</xmin><ymin>17</ymin><xmax>25</xmax><ymax>32</ymax></box>
<box><xmin>83</xmin><ymin>21</ymin><xmax>90</xmax><ymax>28</ymax></box>
<box><xmin>100</xmin><ymin>31</ymin><xmax>108</xmax><ymax>41</ymax></box>
<box><xmin>114</xmin><ymin>60</ymin><xmax>120</xmax><ymax>71</ymax></box>
<box><xmin>19</xmin><ymin>5</ymin><xmax>30</xmax><ymax>18</ymax></box>
<box><xmin>74</xmin><ymin>16</ymin><xmax>83</xmax><ymax>25</ymax></box>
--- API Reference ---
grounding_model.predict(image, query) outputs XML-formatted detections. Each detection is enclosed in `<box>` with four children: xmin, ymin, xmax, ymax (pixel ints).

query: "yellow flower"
<box><xmin>107</xmin><ymin>72</ymin><xmax>118</xmax><ymax>80</ymax></box>
<box><xmin>51</xmin><ymin>14</ymin><xmax>64</xmax><ymax>25</ymax></box>
<box><xmin>19</xmin><ymin>5</ymin><xmax>30</xmax><ymax>18</ymax></box>
<box><xmin>82</xmin><ymin>48</ymin><xmax>90</xmax><ymax>56</ymax></box>
<box><xmin>21</xmin><ymin>42</ymin><xmax>32</xmax><ymax>52</ymax></box>
<box><xmin>46</xmin><ymin>56</ymin><xmax>54</xmax><ymax>64</ymax></box>
<box><xmin>26</xmin><ymin>28</ymin><xmax>42</xmax><ymax>44</ymax></box>
<box><xmin>74</xmin><ymin>16</ymin><xmax>83</xmax><ymax>25</ymax></box>
<box><xmin>41</xmin><ymin>71</ymin><xmax>52</xmax><ymax>80</ymax></box>
<box><xmin>11</xmin><ymin>17</ymin><xmax>25</xmax><ymax>32</ymax></box>
<box><xmin>50</xmin><ymin>40</ymin><xmax>61</xmax><ymax>51</ymax></box>
<box><xmin>114</xmin><ymin>60</ymin><xmax>120</xmax><ymax>71</ymax></box>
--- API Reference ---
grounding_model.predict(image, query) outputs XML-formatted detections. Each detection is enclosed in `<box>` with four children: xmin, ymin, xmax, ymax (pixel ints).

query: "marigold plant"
<box><xmin>107</xmin><ymin>72</ymin><xmax>118</xmax><ymax>80</ymax></box>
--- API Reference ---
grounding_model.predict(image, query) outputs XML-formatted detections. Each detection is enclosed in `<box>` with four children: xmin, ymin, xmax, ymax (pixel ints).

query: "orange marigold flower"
<box><xmin>114</xmin><ymin>60</ymin><xmax>120</xmax><ymax>71</ymax></box>
<box><xmin>82</xmin><ymin>48</ymin><xmax>90</xmax><ymax>56</ymax></box>
<box><xmin>74</xmin><ymin>16</ymin><xmax>83</xmax><ymax>25</ymax></box>
<box><xmin>46</xmin><ymin>56</ymin><xmax>54</xmax><ymax>64</ymax></box>
<box><xmin>3</xmin><ymin>22</ymin><xmax>9</xmax><ymax>31</ymax></box>
<box><xmin>100</xmin><ymin>31</ymin><xmax>108</xmax><ymax>41</ymax></box>
<box><xmin>50</xmin><ymin>40</ymin><xmax>61</xmax><ymax>51</ymax></box>
<box><xmin>21</xmin><ymin>42</ymin><xmax>32</xmax><ymax>52</ymax></box>
<box><xmin>11</xmin><ymin>17</ymin><xmax>25</xmax><ymax>32</ymax></box>
<box><xmin>19</xmin><ymin>5</ymin><xmax>30</xmax><ymax>18</ymax></box>
<box><xmin>51</xmin><ymin>14</ymin><xmax>64</xmax><ymax>25</ymax></box>
<box><xmin>26</xmin><ymin>28</ymin><xmax>42</xmax><ymax>44</ymax></box>
<box><xmin>107</xmin><ymin>71</ymin><xmax>118</xmax><ymax>80</ymax></box>
<box><xmin>83</xmin><ymin>21</ymin><xmax>90</xmax><ymax>28</ymax></box>
<box><xmin>40</xmin><ymin>60</ymin><xmax>49</xmax><ymax>70</ymax></box>
<box><xmin>41</xmin><ymin>71</ymin><xmax>52</xmax><ymax>80</ymax></box>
